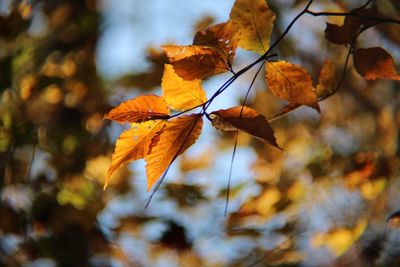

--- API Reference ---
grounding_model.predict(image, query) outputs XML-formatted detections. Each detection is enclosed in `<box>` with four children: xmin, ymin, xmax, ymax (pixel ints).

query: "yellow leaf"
<box><xmin>162</xmin><ymin>64</ymin><xmax>207</xmax><ymax>111</ymax></box>
<box><xmin>210</xmin><ymin>106</ymin><xmax>279</xmax><ymax>148</ymax></box>
<box><xmin>105</xmin><ymin>120</ymin><xmax>166</xmax><ymax>189</ymax></box>
<box><xmin>316</xmin><ymin>59</ymin><xmax>337</xmax><ymax>98</ymax></box>
<box><xmin>354</xmin><ymin>47</ymin><xmax>400</xmax><ymax>81</ymax></box>
<box><xmin>145</xmin><ymin>114</ymin><xmax>203</xmax><ymax>191</ymax></box>
<box><xmin>230</xmin><ymin>0</ymin><xmax>276</xmax><ymax>54</ymax></box>
<box><xmin>104</xmin><ymin>94</ymin><xmax>170</xmax><ymax>124</ymax></box>
<box><xmin>266</xmin><ymin>61</ymin><xmax>320</xmax><ymax>111</ymax></box>
<box><xmin>162</xmin><ymin>45</ymin><xmax>229</xmax><ymax>80</ymax></box>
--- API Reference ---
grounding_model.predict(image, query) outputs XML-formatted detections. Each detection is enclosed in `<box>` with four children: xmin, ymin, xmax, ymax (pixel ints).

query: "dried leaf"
<box><xmin>324</xmin><ymin>22</ymin><xmax>358</xmax><ymax>45</ymax></box>
<box><xmin>161</xmin><ymin>64</ymin><xmax>207</xmax><ymax>111</ymax></box>
<box><xmin>106</xmin><ymin>120</ymin><xmax>166</xmax><ymax>189</ymax></box>
<box><xmin>210</xmin><ymin>106</ymin><xmax>279</xmax><ymax>148</ymax></box>
<box><xmin>193</xmin><ymin>20</ymin><xmax>239</xmax><ymax>66</ymax></box>
<box><xmin>266</xmin><ymin>61</ymin><xmax>320</xmax><ymax>111</ymax></box>
<box><xmin>353</xmin><ymin>47</ymin><xmax>400</xmax><ymax>81</ymax></box>
<box><xmin>324</xmin><ymin>8</ymin><xmax>380</xmax><ymax>45</ymax></box>
<box><xmin>230</xmin><ymin>0</ymin><xmax>276</xmax><ymax>54</ymax></box>
<box><xmin>162</xmin><ymin>45</ymin><xmax>229</xmax><ymax>80</ymax></box>
<box><xmin>104</xmin><ymin>94</ymin><xmax>170</xmax><ymax>124</ymax></box>
<box><xmin>145</xmin><ymin>114</ymin><xmax>203</xmax><ymax>191</ymax></box>
<box><xmin>316</xmin><ymin>59</ymin><xmax>337</xmax><ymax>97</ymax></box>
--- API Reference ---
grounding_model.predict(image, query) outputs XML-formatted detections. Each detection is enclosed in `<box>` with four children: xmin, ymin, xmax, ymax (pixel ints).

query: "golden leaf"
<box><xmin>161</xmin><ymin>64</ymin><xmax>207</xmax><ymax>111</ymax></box>
<box><xmin>104</xmin><ymin>94</ymin><xmax>170</xmax><ymax>124</ymax></box>
<box><xmin>162</xmin><ymin>45</ymin><xmax>229</xmax><ymax>80</ymax></box>
<box><xmin>210</xmin><ymin>106</ymin><xmax>279</xmax><ymax>148</ymax></box>
<box><xmin>105</xmin><ymin>120</ymin><xmax>166</xmax><ymax>189</ymax></box>
<box><xmin>316</xmin><ymin>59</ymin><xmax>337</xmax><ymax>98</ymax></box>
<box><xmin>230</xmin><ymin>0</ymin><xmax>276</xmax><ymax>54</ymax></box>
<box><xmin>353</xmin><ymin>47</ymin><xmax>400</xmax><ymax>81</ymax></box>
<box><xmin>145</xmin><ymin>114</ymin><xmax>203</xmax><ymax>191</ymax></box>
<box><xmin>266</xmin><ymin>61</ymin><xmax>320</xmax><ymax>111</ymax></box>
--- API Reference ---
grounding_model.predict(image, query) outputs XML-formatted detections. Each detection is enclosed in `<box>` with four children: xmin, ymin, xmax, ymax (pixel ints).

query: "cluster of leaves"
<box><xmin>1</xmin><ymin>0</ymin><xmax>400</xmax><ymax>266</ymax></box>
<box><xmin>105</xmin><ymin>0</ymin><xmax>400</xmax><ymax>195</ymax></box>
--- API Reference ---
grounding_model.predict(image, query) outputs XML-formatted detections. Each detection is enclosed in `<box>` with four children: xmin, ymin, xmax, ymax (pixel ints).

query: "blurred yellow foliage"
<box><xmin>310</xmin><ymin>219</ymin><xmax>367</xmax><ymax>256</ymax></box>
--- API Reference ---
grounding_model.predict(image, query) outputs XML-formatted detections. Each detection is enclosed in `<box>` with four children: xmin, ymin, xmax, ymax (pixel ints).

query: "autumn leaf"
<box><xmin>162</xmin><ymin>21</ymin><xmax>240</xmax><ymax>81</ymax></box>
<box><xmin>324</xmin><ymin>22</ymin><xmax>357</xmax><ymax>45</ymax></box>
<box><xmin>193</xmin><ymin>20</ymin><xmax>239</xmax><ymax>66</ymax></box>
<box><xmin>104</xmin><ymin>94</ymin><xmax>170</xmax><ymax>124</ymax></box>
<box><xmin>161</xmin><ymin>64</ymin><xmax>207</xmax><ymax>111</ymax></box>
<box><xmin>353</xmin><ymin>47</ymin><xmax>400</xmax><ymax>81</ymax></box>
<box><xmin>145</xmin><ymin>114</ymin><xmax>203</xmax><ymax>191</ymax></box>
<box><xmin>316</xmin><ymin>59</ymin><xmax>337</xmax><ymax>97</ymax></box>
<box><xmin>210</xmin><ymin>106</ymin><xmax>279</xmax><ymax>148</ymax></box>
<box><xmin>105</xmin><ymin>120</ymin><xmax>166</xmax><ymax>189</ymax></box>
<box><xmin>162</xmin><ymin>45</ymin><xmax>230</xmax><ymax>80</ymax></box>
<box><xmin>265</xmin><ymin>61</ymin><xmax>320</xmax><ymax>111</ymax></box>
<box><xmin>230</xmin><ymin>0</ymin><xmax>276</xmax><ymax>54</ymax></box>
<box><xmin>324</xmin><ymin>8</ymin><xmax>380</xmax><ymax>45</ymax></box>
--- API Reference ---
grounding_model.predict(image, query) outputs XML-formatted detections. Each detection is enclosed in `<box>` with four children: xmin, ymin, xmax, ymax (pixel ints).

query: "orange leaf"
<box><xmin>161</xmin><ymin>64</ymin><xmax>207</xmax><ymax>111</ymax></box>
<box><xmin>104</xmin><ymin>94</ymin><xmax>170</xmax><ymax>124</ymax></box>
<box><xmin>353</xmin><ymin>47</ymin><xmax>400</xmax><ymax>81</ymax></box>
<box><xmin>193</xmin><ymin>20</ymin><xmax>239</xmax><ymax>66</ymax></box>
<box><xmin>316</xmin><ymin>59</ymin><xmax>337</xmax><ymax>97</ymax></box>
<box><xmin>105</xmin><ymin>120</ymin><xmax>166</xmax><ymax>189</ymax></box>
<box><xmin>230</xmin><ymin>0</ymin><xmax>276</xmax><ymax>54</ymax></box>
<box><xmin>162</xmin><ymin>45</ymin><xmax>229</xmax><ymax>80</ymax></box>
<box><xmin>266</xmin><ymin>61</ymin><xmax>320</xmax><ymax>111</ymax></box>
<box><xmin>210</xmin><ymin>106</ymin><xmax>279</xmax><ymax>149</ymax></box>
<box><xmin>145</xmin><ymin>114</ymin><xmax>203</xmax><ymax>191</ymax></box>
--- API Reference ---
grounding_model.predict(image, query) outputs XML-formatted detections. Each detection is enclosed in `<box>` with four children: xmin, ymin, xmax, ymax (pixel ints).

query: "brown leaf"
<box><xmin>106</xmin><ymin>120</ymin><xmax>166</xmax><ymax>189</ymax></box>
<box><xmin>325</xmin><ymin>8</ymin><xmax>380</xmax><ymax>45</ymax></box>
<box><xmin>324</xmin><ymin>22</ymin><xmax>358</xmax><ymax>45</ymax></box>
<box><xmin>162</xmin><ymin>45</ymin><xmax>229</xmax><ymax>80</ymax></box>
<box><xmin>230</xmin><ymin>0</ymin><xmax>276</xmax><ymax>54</ymax></box>
<box><xmin>210</xmin><ymin>106</ymin><xmax>279</xmax><ymax>148</ymax></box>
<box><xmin>161</xmin><ymin>64</ymin><xmax>207</xmax><ymax>111</ymax></box>
<box><xmin>353</xmin><ymin>47</ymin><xmax>400</xmax><ymax>81</ymax></box>
<box><xmin>266</xmin><ymin>61</ymin><xmax>320</xmax><ymax>111</ymax></box>
<box><xmin>145</xmin><ymin>114</ymin><xmax>203</xmax><ymax>191</ymax></box>
<box><xmin>193</xmin><ymin>20</ymin><xmax>239</xmax><ymax>66</ymax></box>
<box><xmin>104</xmin><ymin>94</ymin><xmax>170</xmax><ymax>124</ymax></box>
<box><xmin>316</xmin><ymin>59</ymin><xmax>337</xmax><ymax>97</ymax></box>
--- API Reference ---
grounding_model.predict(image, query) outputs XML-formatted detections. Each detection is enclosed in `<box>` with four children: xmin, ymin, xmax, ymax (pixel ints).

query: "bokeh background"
<box><xmin>1</xmin><ymin>0</ymin><xmax>400</xmax><ymax>266</ymax></box>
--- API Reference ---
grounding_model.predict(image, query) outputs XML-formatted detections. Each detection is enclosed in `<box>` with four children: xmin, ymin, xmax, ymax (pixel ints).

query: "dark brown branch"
<box><xmin>306</xmin><ymin>10</ymin><xmax>400</xmax><ymax>26</ymax></box>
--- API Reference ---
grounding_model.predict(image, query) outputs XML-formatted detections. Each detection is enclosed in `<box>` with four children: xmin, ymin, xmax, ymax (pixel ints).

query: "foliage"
<box><xmin>1</xmin><ymin>0</ymin><xmax>400</xmax><ymax>267</ymax></box>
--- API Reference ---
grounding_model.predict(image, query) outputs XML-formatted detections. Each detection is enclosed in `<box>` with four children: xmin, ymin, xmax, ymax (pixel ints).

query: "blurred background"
<box><xmin>1</xmin><ymin>0</ymin><xmax>400</xmax><ymax>266</ymax></box>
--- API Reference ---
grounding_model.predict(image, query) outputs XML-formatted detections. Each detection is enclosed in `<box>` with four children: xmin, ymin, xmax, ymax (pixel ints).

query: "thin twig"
<box><xmin>145</xmin><ymin>115</ymin><xmax>203</xmax><ymax>208</ymax></box>
<box><xmin>224</xmin><ymin>62</ymin><xmax>265</xmax><ymax>215</ymax></box>
<box><xmin>306</xmin><ymin>10</ymin><xmax>400</xmax><ymax>25</ymax></box>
